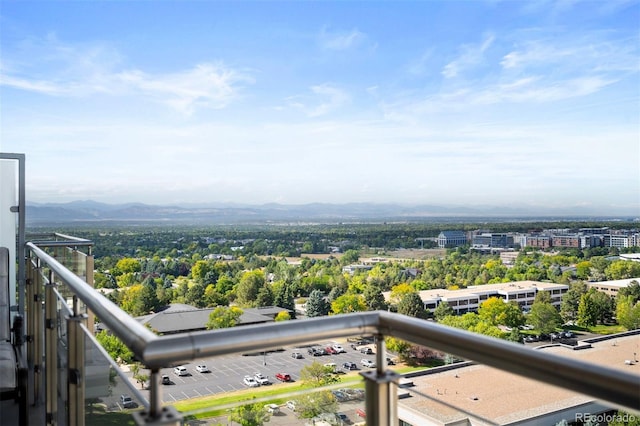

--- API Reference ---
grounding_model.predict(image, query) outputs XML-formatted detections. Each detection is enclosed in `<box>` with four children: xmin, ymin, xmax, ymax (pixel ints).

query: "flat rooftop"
<box><xmin>398</xmin><ymin>334</ymin><xmax>640</xmax><ymax>425</ymax></box>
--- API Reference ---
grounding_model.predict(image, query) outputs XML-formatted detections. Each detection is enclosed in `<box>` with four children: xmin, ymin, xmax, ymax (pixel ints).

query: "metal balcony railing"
<box><xmin>18</xmin><ymin>238</ymin><xmax>640</xmax><ymax>426</ymax></box>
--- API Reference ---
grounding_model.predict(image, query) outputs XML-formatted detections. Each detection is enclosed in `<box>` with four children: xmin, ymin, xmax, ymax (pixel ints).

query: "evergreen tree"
<box><xmin>560</xmin><ymin>281</ymin><xmax>587</xmax><ymax>323</ymax></box>
<box><xmin>433</xmin><ymin>301</ymin><xmax>454</xmax><ymax>321</ymax></box>
<box><xmin>306</xmin><ymin>289</ymin><xmax>330</xmax><ymax>317</ymax></box>
<box><xmin>397</xmin><ymin>292</ymin><xmax>427</xmax><ymax>319</ymax></box>
<box><xmin>363</xmin><ymin>284</ymin><xmax>389</xmax><ymax>311</ymax></box>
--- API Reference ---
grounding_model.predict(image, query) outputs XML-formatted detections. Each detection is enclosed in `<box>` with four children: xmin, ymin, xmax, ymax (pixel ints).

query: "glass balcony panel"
<box><xmin>82</xmin><ymin>324</ymin><xmax>147</xmax><ymax>424</ymax></box>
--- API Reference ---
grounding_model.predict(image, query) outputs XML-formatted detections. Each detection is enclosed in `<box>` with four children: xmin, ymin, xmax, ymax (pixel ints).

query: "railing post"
<box><xmin>360</xmin><ymin>333</ymin><xmax>398</xmax><ymax>426</ymax></box>
<box><xmin>361</xmin><ymin>369</ymin><xmax>400</xmax><ymax>426</ymax></box>
<box><xmin>27</xmin><ymin>257</ymin><xmax>43</xmax><ymax>405</ymax></box>
<box><xmin>44</xmin><ymin>276</ymin><xmax>57</xmax><ymax>426</ymax></box>
<box><xmin>67</xmin><ymin>296</ymin><xmax>86</xmax><ymax>426</ymax></box>
<box><xmin>132</xmin><ymin>369</ymin><xmax>181</xmax><ymax>426</ymax></box>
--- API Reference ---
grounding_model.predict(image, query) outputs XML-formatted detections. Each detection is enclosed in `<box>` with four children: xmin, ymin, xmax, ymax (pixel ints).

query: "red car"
<box><xmin>325</xmin><ymin>346</ymin><xmax>337</xmax><ymax>354</ymax></box>
<box><xmin>275</xmin><ymin>372</ymin><xmax>292</xmax><ymax>382</ymax></box>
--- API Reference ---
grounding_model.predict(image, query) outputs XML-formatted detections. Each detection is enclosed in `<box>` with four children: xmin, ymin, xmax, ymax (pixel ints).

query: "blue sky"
<box><xmin>1</xmin><ymin>1</ymin><xmax>639</xmax><ymax>214</ymax></box>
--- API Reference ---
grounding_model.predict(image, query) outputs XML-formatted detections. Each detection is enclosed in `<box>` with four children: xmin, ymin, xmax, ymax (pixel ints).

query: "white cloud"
<box><xmin>286</xmin><ymin>84</ymin><xmax>350</xmax><ymax>117</ymax></box>
<box><xmin>318</xmin><ymin>27</ymin><xmax>366</xmax><ymax>50</ymax></box>
<box><xmin>116</xmin><ymin>64</ymin><xmax>252</xmax><ymax>114</ymax></box>
<box><xmin>0</xmin><ymin>36</ymin><xmax>252</xmax><ymax>114</ymax></box>
<box><xmin>442</xmin><ymin>33</ymin><xmax>495</xmax><ymax>78</ymax></box>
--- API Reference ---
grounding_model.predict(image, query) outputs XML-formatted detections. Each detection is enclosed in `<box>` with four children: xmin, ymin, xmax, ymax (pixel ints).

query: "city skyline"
<box><xmin>1</xmin><ymin>1</ymin><xmax>639</xmax><ymax>215</ymax></box>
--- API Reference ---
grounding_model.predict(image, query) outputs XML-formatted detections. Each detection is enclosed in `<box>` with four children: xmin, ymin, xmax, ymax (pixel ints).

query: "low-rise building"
<box><xmin>586</xmin><ymin>277</ymin><xmax>640</xmax><ymax>297</ymax></box>
<box><xmin>385</xmin><ymin>281</ymin><xmax>569</xmax><ymax>315</ymax></box>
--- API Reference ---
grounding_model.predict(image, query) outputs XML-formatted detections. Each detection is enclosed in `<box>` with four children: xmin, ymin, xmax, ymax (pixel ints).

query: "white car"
<box><xmin>195</xmin><ymin>364</ymin><xmax>210</xmax><ymax>373</ymax></box>
<box><xmin>331</xmin><ymin>344</ymin><xmax>345</xmax><ymax>353</ymax></box>
<box><xmin>286</xmin><ymin>400</ymin><xmax>297</xmax><ymax>411</ymax></box>
<box><xmin>361</xmin><ymin>359</ymin><xmax>376</xmax><ymax>368</ymax></box>
<box><xmin>174</xmin><ymin>366</ymin><xmax>188</xmax><ymax>376</ymax></box>
<box><xmin>243</xmin><ymin>375</ymin><xmax>260</xmax><ymax>387</ymax></box>
<box><xmin>265</xmin><ymin>403</ymin><xmax>280</xmax><ymax>414</ymax></box>
<box><xmin>254</xmin><ymin>372</ymin><xmax>270</xmax><ymax>385</ymax></box>
<box><xmin>120</xmin><ymin>394</ymin><xmax>135</xmax><ymax>408</ymax></box>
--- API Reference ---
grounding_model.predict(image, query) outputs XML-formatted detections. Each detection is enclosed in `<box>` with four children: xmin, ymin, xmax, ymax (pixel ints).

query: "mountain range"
<box><xmin>24</xmin><ymin>200</ymin><xmax>637</xmax><ymax>225</ymax></box>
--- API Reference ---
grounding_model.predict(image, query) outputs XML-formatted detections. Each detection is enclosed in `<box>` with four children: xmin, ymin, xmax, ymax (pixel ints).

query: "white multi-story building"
<box><xmin>384</xmin><ymin>281</ymin><xmax>569</xmax><ymax>315</ymax></box>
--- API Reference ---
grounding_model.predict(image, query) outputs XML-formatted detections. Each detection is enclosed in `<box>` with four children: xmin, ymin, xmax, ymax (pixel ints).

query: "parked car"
<box><xmin>332</xmin><ymin>344</ymin><xmax>346</xmax><ymax>353</ymax></box>
<box><xmin>286</xmin><ymin>400</ymin><xmax>296</xmax><ymax>411</ymax></box>
<box><xmin>195</xmin><ymin>364</ymin><xmax>210</xmax><ymax>373</ymax></box>
<box><xmin>361</xmin><ymin>359</ymin><xmax>376</xmax><ymax>368</ymax></box>
<box><xmin>120</xmin><ymin>394</ymin><xmax>136</xmax><ymax>408</ymax></box>
<box><xmin>325</xmin><ymin>346</ymin><xmax>337</xmax><ymax>354</ymax></box>
<box><xmin>337</xmin><ymin>412</ymin><xmax>351</xmax><ymax>424</ymax></box>
<box><xmin>291</xmin><ymin>351</ymin><xmax>303</xmax><ymax>359</ymax></box>
<box><xmin>161</xmin><ymin>374</ymin><xmax>171</xmax><ymax>385</ymax></box>
<box><xmin>308</xmin><ymin>347</ymin><xmax>326</xmax><ymax>356</ymax></box>
<box><xmin>275</xmin><ymin>372</ymin><xmax>292</xmax><ymax>382</ymax></box>
<box><xmin>264</xmin><ymin>403</ymin><xmax>280</xmax><ymax>414</ymax></box>
<box><xmin>360</xmin><ymin>347</ymin><xmax>374</xmax><ymax>355</ymax></box>
<box><xmin>332</xmin><ymin>390</ymin><xmax>349</xmax><ymax>402</ymax></box>
<box><xmin>342</xmin><ymin>361</ymin><xmax>357</xmax><ymax>370</ymax></box>
<box><xmin>386</xmin><ymin>357</ymin><xmax>395</xmax><ymax>365</ymax></box>
<box><xmin>243</xmin><ymin>375</ymin><xmax>260</xmax><ymax>387</ymax></box>
<box><xmin>174</xmin><ymin>366</ymin><xmax>188</xmax><ymax>376</ymax></box>
<box><xmin>254</xmin><ymin>372</ymin><xmax>270</xmax><ymax>385</ymax></box>
<box><xmin>561</xmin><ymin>330</ymin><xmax>575</xmax><ymax>338</ymax></box>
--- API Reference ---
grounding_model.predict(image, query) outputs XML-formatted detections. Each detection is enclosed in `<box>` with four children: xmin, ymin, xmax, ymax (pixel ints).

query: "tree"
<box><xmin>255</xmin><ymin>286</ymin><xmax>273</xmax><ymax>307</ymax></box>
<box><xmin>306</xmin><ymin>290</ymin><xmax>330</xmax><ymax>317</ymax></box>
<box><xmin>331</xmin><ymin>294</ymin><xmax>367</xmax><ymax>314</ymax></box>
<box><xmin>300</xmin><ymin>361</ymin><xmax>338</xmax><ymax>387</ymax></box>
<box><xmin>292</xmin><ymin>390</ymin><xmax>338</xmax><ymax>420</ymax></box>
<box><xmin>433</xmin><ymin>301</ymin><xmax>454</xmax><ymax>321</ymax></box>
<box><xmin>577</xmin><ymin>289</ymin><xmax>613</xmax><ymax>326</ymax></box>
<box><xmin>131</xmin><ymin>363</ymin><xmax>149</xmax><ymax>389</ymax></box>
<box><xmin>619</xmin><ymin>280</ymin><xmax>640</xmax><ymax>303</ymax></box>
<box><xmin>385</xmin><ymin>337</ymin><xmax>411</xmax><ymax>361</ymax></box>
<box><xmin>534</xmin><ymin>290</ymin><xmax>552</xmax><ymax>305</ymax></box>
<box><xmin>389</xmin><ymin>283</ymin><xmax>415</xmax><ymax>304</ymax></box>
<box><xmin>203</xmin><ymin>284</ymin><xmax>227</xmax><ymax>307</ymax></box>
<box><xmin>190</xmin><ymin>260</ymin><xmax>211</xmax><ymax>283</ymax></box>
<box><xmin>228</xmin><ymin>400</ymin><xmax>270</xmax><ymax>426</ymax></box>
<box><xmin>341</xmin><ymin>249</ymin><xmax>360</xmax><ymax>265</ymax></box>
<box><xmin>577</xmin><ymin>291</ymin><xmax>598</xmax><ymax>327</ymax></box>
<box><xmin>275</xmin><ymin>311</ymin><xmax>291</xmax><ymax>321</ymax></box>
<box><xmin>140</xmin><ymin>282</ymin><xmax>162</xmax><ymax>313</ymax></box>
<box><xmin>206</xmin><ymin>306</ymin><xmax>243</xmax><ymax>329</ymax></box>
<box><xmin>363</xmin><ymin>284</ymin><xmax>389</xmax><ymax>311</ymax></box>
<box><xmin>115</xmin><ymin>257</ymin><xmax>141</xmax><ymax>275</ymax></box>
<box><xmin>560</xmin><ymin>281</ymin><xmax>587</xmax><ymax>323</ymax></box>
<box><xmin>478</xmin><ymin>297</ymin><xmax>507</xmax><ymax>325</ymax></box>
<box><xmin>528</xmin><ymin>301</ymin><xmax>562</xmax><ymax>334</ymax></box>
<box><xmin>397</xmin><ymin>292</ymin><xmax>427</xmax><ymax>319</ymax></box>
<box><xmin>273</xmin><ymin>281</ymin><xmax>296</xmax><ymax>315</ymax></box>
<box><xmin>616</xmin><ymin>295</ymin><xmax>640</xmax><ymax>330</ymax></box>
<box><xmin>186</xmin><ymin>282</ymin><xmax>206</xmax><ymax>308</ymax></box>
<box><xmin>236</xmin><ymin>270</ymin><xmax>267</xmax><ymax>307</ymax></box>
<box><xmin>96</xmin><ymin>331</ymin><xmax>133</xmax><ymax>364</ymax></box>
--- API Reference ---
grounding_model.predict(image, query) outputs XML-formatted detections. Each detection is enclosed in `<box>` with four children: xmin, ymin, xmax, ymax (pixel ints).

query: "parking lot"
<box><xmin>118</xmin><ymin>340</ymin><xmax>381</xmax><ymax>407</ymax></box>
